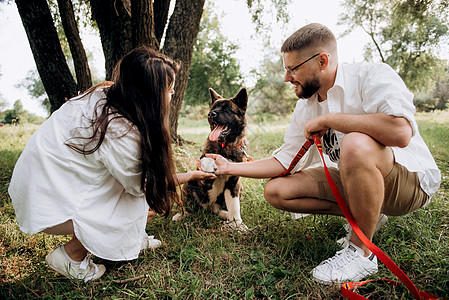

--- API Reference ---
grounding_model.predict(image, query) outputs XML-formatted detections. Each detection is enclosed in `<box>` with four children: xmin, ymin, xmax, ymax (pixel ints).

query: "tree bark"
<box><xmin>57</xmin><ymin>0</ymin><xmax>93</xmax><ymax>92</ymax></box>
<box><xmin>154</xmin><ymin>0</ymin><xmax>171</xmax><ymax>47</ymax></box>
<box><xmin>16</xmin><ymin>0</ymin><xmax>78</xmax><ymax>113</ymax></box>
<box><xmin>131</xmin><ymin>0</ymin><xmax>158</xmax><ymax>49</ymax></box>
<box><xmin>17</xmin><ymin>0</ymin><xmax>206</xmax><ymax>132</ymax></box>
<box><xmin>91</xmin><ymin>0</ymin><xmax>133</xmax><ymax>80</ymax></box>
<box><xmin>163</xmin><ymin>0</ymin><xmax>205</xmax><ymax>142</ymax></box>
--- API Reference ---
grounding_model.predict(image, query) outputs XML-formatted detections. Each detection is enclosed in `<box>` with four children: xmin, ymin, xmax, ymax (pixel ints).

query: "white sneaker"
<box><xmin>141</xmin><ymin>234</ymin><xmax>162</xmax><ymax>250</ymax></box>
<box><xmin>337</xmin><ymin>214</ymin><xmax>388</xmax><ymax>248</ymax></box>
<box><xmin>312</xmin><ymin>242</ymin><xmax>378</xmax><ymax>285</ymax></box>
<box><xmin>45</xmin><ymin>246</ymin><xmax>106</xmax><ymax>283</ymax></box>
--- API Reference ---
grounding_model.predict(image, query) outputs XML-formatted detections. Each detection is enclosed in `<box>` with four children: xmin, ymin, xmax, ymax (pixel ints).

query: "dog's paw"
<box><xmin>217</xmin><ymin>209</ymin><xmax>229</xmax><ymax>220</ymax></box>
<box><xmin>221</xmin><ymin>220</ymin><xmax>248</xmax><ymax>232</ymax></box>
<box><xmin>172</xmin><ymin>212</ymin><xmax>187</xmax><ymax>222</ymax></box>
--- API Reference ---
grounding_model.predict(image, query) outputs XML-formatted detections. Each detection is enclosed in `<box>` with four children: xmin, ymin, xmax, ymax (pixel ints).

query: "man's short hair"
<box><xmin>281</xmin><ymin>23</ymin><xmax>337</xmax><ymax>54</ymax></box>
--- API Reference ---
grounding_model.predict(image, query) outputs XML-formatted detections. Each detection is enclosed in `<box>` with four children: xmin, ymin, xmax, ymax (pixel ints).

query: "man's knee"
<box><xmin>264</xmin><ymin>179</ymin><xmax>283</xmax><ymax>208</ymax></box>
<box><xmin>341</xmin><ymin>132</ymin><xmax>373</xmax><ymax>158</ymax></box>
<box><xmin>340</xmin><ymin>132</ymin><xmax>380</xmax><ymax>168</ymax></box>
<box><xmin>340</xmin><ymin>132</ymin><xmax>394</xmax><ymax>177</ymax></box>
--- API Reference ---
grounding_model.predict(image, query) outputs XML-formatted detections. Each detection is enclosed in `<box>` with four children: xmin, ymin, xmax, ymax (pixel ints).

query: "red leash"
<box><xmin>283</xmin><ymin>134</ymin><xmax>440</xmax><ymax>299</ymax></box>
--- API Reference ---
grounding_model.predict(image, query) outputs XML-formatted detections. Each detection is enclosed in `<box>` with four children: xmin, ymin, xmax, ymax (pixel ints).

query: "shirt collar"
<box><xmin>331</xmin><ymin>63</ymin><xmax>345</xmax><ymax>91</ymax></box>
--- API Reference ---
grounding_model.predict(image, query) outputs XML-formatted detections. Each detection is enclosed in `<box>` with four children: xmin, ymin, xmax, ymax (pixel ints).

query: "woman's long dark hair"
<box><xmin>66</xmin><ymin>47</ymin><xmax>181</xmax><ymax>217</ymax></box>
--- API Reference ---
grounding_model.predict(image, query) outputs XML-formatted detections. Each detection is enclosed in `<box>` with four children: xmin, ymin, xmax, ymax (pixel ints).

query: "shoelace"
<box><xmin>79</xmin><ymin>254</ymin><xmax>99</xmax><ymax>283</ymax></box>
<box><xmin>333</xmin><ymin>249</ymin><xmax>359</xmax><ymax>270</ymax></box>
<box><xmin>320</xmin><ymin>248</ymin><xmax>346</xmax><ymax>266</ymax></box>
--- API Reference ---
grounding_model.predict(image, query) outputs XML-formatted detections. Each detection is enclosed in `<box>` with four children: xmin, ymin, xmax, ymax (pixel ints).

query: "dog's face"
<box><xmin>207</xmin><ymin>88</ymin><xmax>248</xmax><ymax>143</ymax></box>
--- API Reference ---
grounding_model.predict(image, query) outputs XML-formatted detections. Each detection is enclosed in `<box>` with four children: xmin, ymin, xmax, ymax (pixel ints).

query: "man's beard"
<box><xmin>296</xmin><ymin>77</ymin><xmax>320</xmax><ymax>99</ymax></box>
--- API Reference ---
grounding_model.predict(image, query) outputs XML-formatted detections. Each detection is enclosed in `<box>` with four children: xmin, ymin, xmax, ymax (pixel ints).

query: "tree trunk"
<box><xmin>163</xmin><ymin>0</ymin><xmax>205</xmax><ymax>142</ymax></box>
<box><xmin>91</xmin><ymin>0</ymin><xmax>133</xmax><ymax>80</ymax></box>
<box><xmin>131</xmin><ymin>0</ymin><xmax>158</xmax><ymax>49</ymax></box>
<box><xmin>154</xmin><ymin>0</ymin><xmax>171</xmax><ymax>47</ymax></box>
<box><xmin>16</xmin><ymin>0</ymin><xmax>78</xmax><ymax>113</ymax></box>
<box><xmin>57</xmin><ymin>0</ymin><xmax>93</xmax><ymax>92</ymax></box>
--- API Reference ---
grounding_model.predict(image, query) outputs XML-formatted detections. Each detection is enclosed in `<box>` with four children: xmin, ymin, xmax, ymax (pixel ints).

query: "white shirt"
<box><xmin>274</xmin><ymin>62</ymin><xmax>441</xmax><ymax>199</ymax></box>
<box><xmin>8</xmin><ymin>88</ymin><xmax>149</xmax><ymax>261</ymax></box>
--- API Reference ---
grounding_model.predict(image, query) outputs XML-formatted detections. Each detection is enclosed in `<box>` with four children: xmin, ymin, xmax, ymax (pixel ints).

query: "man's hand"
<box><xmin>304</xmin><ymin>115</ymin><xmax>328</xmax><ymax>140</ymax></box>
<box><xmin>205</xmin><ymin>153</ymin><xmax>230</xmax><ymax>175</ymax></box>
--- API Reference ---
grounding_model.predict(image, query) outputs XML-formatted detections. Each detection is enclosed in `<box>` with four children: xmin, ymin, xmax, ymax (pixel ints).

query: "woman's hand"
<box><xmin>176</xmin><ymin>169</ymin><xmax>215</xmax><ymax>185</ymax></box>
<box><xmin>186</xmin><ymin>170</ymin><xmax>216</xmax><ymax>181</ymax></box>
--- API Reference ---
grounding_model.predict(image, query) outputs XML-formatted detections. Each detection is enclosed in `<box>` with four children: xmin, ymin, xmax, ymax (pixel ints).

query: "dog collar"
<box><xmin>220</xmin><ymin>141</ymin><xmax>243</xmax><ymax>148</ymax></box>
<box><xmin>220</xmin><ymin>142</ymin><xmax>253</xmax><ymax>162</ymax></box>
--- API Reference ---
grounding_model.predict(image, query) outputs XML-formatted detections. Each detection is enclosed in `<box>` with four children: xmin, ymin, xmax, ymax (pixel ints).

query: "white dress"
<box><xmin>8</xmin><ymin>88</ymin><xmax>149</xmax><ymax>261</ymax></box>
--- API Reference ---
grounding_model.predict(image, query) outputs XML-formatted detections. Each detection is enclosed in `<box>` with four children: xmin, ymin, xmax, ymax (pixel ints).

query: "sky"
<box><xmin>0</xmin><ymin>0</ymin><xmax>372</xmax><ymax>118</ymax></box>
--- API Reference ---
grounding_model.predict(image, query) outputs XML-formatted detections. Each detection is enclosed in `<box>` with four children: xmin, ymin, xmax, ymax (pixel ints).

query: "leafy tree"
<box><xmin>415</xmin><ymin>63</ymin><xmax>449</xmax><ymax>111</ymax></box>
<box><xmin>16</xmin><ymin>53</ymin><xmax>104</xmax><ymax>117</ymax></box>
<box><xmin>13</xmin><ymin>0</ymin><xmax>288</xmax><ymax>140</ymax></box>
<box><xmin>184</xmin><ymin>3</ymin><xmax>243</xmax><ymax>106</ymax></box>
<box><xmin>4</xmin><ymin>100</ymin><xmax>24</xmax><ymax>123</ymax></box>
<box><xmin>246</xmin><ymin>0</ymin><xmax>289</xmax><ymax>34</ymax></box>
<box><xmin>15</xmin><ymin>0</ymin><xmax>206</xmax><ymax>141</ymax></box>
<box><xmin>249</xmin><ymin>50</ymin><xmax>297</xmax><ymax>117</ymax></box>
<box><xmin>13</xmin><ymin>100</ymin><xmax>24</xmax><ymax>114</ymax></box>
<box><xmin>16</xmin><ymin>70</ymin><xmax>51</xmax><ymax>114</ymax></box>
<box><xmin>3</xmin><ymin>100</ymin><xmax>45</xmax><ymax>124</ymax></box>
<box><xmin>338</xmin><ymin>0</ymin><xmax>449</xmax><ymax>92</ymax></box>
<box><xmin>15</xmin><ymin>0</ymin><xmax>79</xmax><ymax>113</ymax></box>
<box><xmin>433</xmin><ymin>68</ymin><xmax>449</xmax><ymax>108</ymax></box>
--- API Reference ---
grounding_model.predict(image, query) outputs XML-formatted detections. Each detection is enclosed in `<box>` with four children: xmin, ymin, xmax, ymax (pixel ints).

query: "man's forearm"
<box><xmin>227</xmin><ymin>157</ymin><xmax>286</xmax><ymax>178</ymax></box>
<box><xmin>307</xmin><ymin>113</ymin><xmax>412</xmax><ymax>147</ymax></box>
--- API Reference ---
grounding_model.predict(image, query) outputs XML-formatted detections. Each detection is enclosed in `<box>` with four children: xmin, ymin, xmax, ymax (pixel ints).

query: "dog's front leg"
<box><xmin>224</xmin><ymin>189</ymin><xmax>241</xmax><ymax>222</ymax></box>
<box><xmin>223</xmin><ymin>189</ymin><xmax>248</xmax><ymax>231</ymax></box>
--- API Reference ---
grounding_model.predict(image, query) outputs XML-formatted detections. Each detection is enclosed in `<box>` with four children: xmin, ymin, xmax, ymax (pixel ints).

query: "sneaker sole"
<box><xmin>312</xmin><ymin>268</ymin><xmax>378</xmax><ymax>286</ymax></box>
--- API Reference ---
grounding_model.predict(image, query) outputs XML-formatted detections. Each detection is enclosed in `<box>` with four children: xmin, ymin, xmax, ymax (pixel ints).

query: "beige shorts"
<box><xmin>303</xmin><ymin>162</ymin><xmax>429</xmax><ymax>216</ymax></box>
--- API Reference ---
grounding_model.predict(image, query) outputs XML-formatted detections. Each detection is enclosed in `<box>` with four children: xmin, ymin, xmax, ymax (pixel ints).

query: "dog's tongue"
<box><xmin>209</xmin><ymin>125</ymin><xmax>225</xmax><ymax>141</ymax></box>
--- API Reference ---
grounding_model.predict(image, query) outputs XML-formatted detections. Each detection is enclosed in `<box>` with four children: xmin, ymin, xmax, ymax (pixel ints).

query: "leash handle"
<box><xmin>310</xmin><ymin>134</ymin><xmax>439</xmax><ymax>300</ymax></box>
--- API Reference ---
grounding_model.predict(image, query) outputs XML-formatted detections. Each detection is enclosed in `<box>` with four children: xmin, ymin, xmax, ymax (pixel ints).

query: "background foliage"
<box><xmin>183</xmin><ymin>3</ymin><xmax>243</xmax><ymax>107</ymax></box>
<box><xmin>339</xmin><ymin>0</ymin><xmax>449</xmax><ymax>111</ymax></box>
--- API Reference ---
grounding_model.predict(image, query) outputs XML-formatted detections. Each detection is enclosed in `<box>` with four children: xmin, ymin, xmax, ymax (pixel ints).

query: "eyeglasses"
<box><xmin>284</xmin><ymin>53</ymin><xmax>321</xmax><ymax>76</ymax></box>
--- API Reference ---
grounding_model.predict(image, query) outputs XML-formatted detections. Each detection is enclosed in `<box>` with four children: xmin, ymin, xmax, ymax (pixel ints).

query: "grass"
<box><xmin>1</xmin><ymin>111</ymin><xmax>448</xmax><ymax>299</ymax></box>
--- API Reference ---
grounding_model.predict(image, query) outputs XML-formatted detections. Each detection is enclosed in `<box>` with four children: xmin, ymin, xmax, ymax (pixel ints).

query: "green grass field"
<box><xmin>1</xmin><ymin>111</ymin><xmax>448</xmax><ymax>299</ymax></box>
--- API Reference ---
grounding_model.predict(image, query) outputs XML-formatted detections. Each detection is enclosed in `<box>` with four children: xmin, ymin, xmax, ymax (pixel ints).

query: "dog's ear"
<box><xmin>232</xmin><ymin>88</ymin><xmax>248</xmax><ymax>112</ymax></box>
<box><xmin>209</xmin><ymin>88</ymin><xmax>223</xmax><ymax>104</ymax></box>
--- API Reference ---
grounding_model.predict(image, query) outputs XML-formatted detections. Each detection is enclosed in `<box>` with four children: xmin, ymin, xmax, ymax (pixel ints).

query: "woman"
<box><xmin>8</xmin><ymin>47</ymin><xmax>214</xmax><ymax>282</ymax></box>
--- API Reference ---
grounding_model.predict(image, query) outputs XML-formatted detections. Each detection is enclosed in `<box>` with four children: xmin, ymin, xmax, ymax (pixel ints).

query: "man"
<box><xmin>207</xmin><ymin>23</ymin><xmax>441</xmax><ymax>284</ymax></box>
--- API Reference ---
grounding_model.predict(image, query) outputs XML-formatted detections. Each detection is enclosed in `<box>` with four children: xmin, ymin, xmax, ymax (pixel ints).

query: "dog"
<box><xmin>173</xmin><ymin>87</ymin><xmax>250</xmax><ymax>231</ymax></box>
